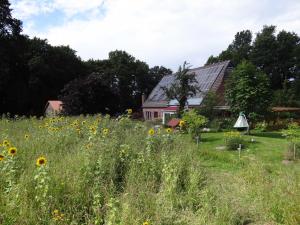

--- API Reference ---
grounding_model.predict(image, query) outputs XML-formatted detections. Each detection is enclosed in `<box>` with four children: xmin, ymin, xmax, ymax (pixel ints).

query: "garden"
<box><xmin>0</xmin><ymin>112</ymin><xmax>299</xmax><ymax>225</ymax></box>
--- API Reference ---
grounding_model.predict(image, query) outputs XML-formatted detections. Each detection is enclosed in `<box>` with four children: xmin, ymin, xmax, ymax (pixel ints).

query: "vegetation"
<box><xmin>207</xmin><ymin>25</ymin><xmax>300</xmax><ymax>108</ymax></box>
<box><xmin>0</xmin><ymin>1</ymin><xmax>172</xmax><ymax>116</ymax></box>
<box><xmin>225</xmin><ymin>61</ymin><xmax>271</xmax><ymax>119</ymax></box>
<box><xmin>162</xmin><ymin>62</ymin><xmax>199</xmax><ymax>117</ymax></box>
<box><xmin>182</xmin><ymin>109</ymin><xmax>208</xmax><ymax>138</ymax></box>
<box><xmin>0</xmin><ymin>116</ymin><xmax>299</xmax><ymax>225</ymax></box>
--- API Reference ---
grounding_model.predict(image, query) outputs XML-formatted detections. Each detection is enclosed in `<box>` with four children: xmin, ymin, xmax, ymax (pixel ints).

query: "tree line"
<box><xmin>0</xmin><ymin>0</ymin><xmax>172</xmax><ymax>116</ymax></box>
<box><xmin>206</xmin><ymin>26</ymin><xmax>300</xmax><ymax>109</ymax></box>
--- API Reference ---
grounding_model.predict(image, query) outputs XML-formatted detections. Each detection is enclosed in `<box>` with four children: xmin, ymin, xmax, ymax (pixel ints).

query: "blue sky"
<box><xmin>11</xmin><ymin>0</ymin><xmax>300</xmax><ymax>70</ymax></box>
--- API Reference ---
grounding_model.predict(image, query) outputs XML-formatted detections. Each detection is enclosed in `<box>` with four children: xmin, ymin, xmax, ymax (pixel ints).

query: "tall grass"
<box><xmin>0</xmin><ymin>116</ymin><xmax>299</xmax><ymax>224</ymax></box>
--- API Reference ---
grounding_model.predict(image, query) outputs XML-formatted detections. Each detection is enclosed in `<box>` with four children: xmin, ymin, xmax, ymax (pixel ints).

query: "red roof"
<box><xmin>167</xmin><ymin>118</ymin><xmax>181</xmax><ymax>128</ymax></box>
<box><xmin>162</xmin><ymin>106</ymin><xmax>178</xmax><ymax>111</ymax></box>
<box><xmin>48</xmin><ymin>100</ymin><xmax>63</xmax><ymax>111</ymax></box>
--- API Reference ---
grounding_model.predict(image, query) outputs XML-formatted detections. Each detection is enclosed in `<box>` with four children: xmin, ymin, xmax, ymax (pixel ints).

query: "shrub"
<box><xmin>224</xmin><ymin>131</ymin><xmax>247</xmax><ymax>150</ymax></box>
<box><xmin>254</xmin><ymin>121</ymin><xmax>268</xmax><ymax>132</ymax></box>
<box><xmin>209</xmin><ymin>118</ymin><xmax>235</xmax><ymax>131</ymax></box>
<box><xmin>182</xmin><ymin>109</ymin><xmax>208</xmax><ymax>138</ymax></box>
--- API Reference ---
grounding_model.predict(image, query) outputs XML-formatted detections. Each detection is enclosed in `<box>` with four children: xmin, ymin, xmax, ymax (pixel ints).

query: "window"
<box><xmin>154</xmin><ymin>111</ymin><xmax>158</xmax><ymax>118</ymax></box>
<box><xmin>146</xmin><ymin>111</ymin><xmax>152</xmax><ymax>119</ymax></box>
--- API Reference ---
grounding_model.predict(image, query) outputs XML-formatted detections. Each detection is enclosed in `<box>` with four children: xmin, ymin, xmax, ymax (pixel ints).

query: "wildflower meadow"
<box><xmin>0</xmin><ymin>113</ymin><xmax>299</xmax><ymax>225</ymax></box>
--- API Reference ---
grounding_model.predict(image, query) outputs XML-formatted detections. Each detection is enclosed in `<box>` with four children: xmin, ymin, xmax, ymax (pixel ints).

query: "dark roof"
<box><xmin>143</xmin><ymin>60</ymin><xmax>231</xmax><ymax>108</ymax></box>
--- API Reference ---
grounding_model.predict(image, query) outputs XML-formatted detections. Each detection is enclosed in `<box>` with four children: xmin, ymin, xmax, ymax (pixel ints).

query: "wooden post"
<box><xmin>238</xmin><ymin>144</ymin><xmax>242</xmax><ymax>159</ymax></box>
<box><xmin>196</xmin><ymin>136</ymin><xmax>199</xmax><ymax>146</ymax></box>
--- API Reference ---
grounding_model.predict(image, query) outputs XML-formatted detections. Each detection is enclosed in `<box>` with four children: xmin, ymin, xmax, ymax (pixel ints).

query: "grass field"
<box><xmin>0</xmin><ymin>116</ymin><xmax>299</xmax><ymax>225</ymax></box>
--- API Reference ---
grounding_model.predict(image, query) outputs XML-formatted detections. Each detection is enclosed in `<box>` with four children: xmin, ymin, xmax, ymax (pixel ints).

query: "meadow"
<box><xmin>0</xmin><ymin>115</ymin><xmax>299</xmax><ymax>225</ymax></box>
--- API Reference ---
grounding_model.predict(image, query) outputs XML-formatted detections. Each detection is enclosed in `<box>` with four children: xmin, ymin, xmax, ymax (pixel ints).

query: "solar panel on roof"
<box><xmin>145</xmin><ymin>61</ymin><xmax>229</xmax><ymax>104</ymax></box>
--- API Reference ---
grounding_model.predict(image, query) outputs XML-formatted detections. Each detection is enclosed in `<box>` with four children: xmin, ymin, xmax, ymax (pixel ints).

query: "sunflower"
<box><xmin>179</xmin><ymin>120</ymin><xmax>185</xmax><ymax>127</ymax></box>
<box><xmin>24</xmin><ymin>134</ymin><xmax>30</xmax><ymax>139</ymax></box>
<box><xmin>36</xmin><ymin>156</ymin><xmax>47</xmax><ymax>166</ymax></box>
<box><xmin>103</xmin><ymin>128</ymin><xmax>109</xmax><ymax>135</ymax></box>
<box><xmin>143</xmin><ymin>222</ymin><xmax>150</xmax><ymax>225</ymax></box>
<box><xmin>127</xmin><ymin>108</ymin><xmax>133</xmax><ymax>114</ymax></box>
<box><xmin>8</xmin><ymin>147</ymin><xmax>17</xmax><ymax>156</ymax></box>
<box><xmin>148</xmin><ymin>128</ymin><xmax>155</xmax><ymax>136</ymax></box>
<box><xmin>3</xmin><ymin>140</ymin><xmax>10</xmax><ymax>147</ymax></box>
<box><xmin>0</xmin><ymin>154</ymin><xmax>4</xmax><ymax>161</ymax></box>
<box><xmin>166</xmin><ymin>128</ymin><xmax>172</xmax><ymax>133</ymax></box>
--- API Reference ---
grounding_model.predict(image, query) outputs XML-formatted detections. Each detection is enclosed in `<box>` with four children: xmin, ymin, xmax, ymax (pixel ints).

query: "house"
<box><xmin>142</xmin><ymin>60</ymin><xmax>233</xmax><ymax>123</ymax></box>
<box><xmin>44</xmin><ymin>100</ymin><xmax>63</xmax><ymax>116</ymax></box>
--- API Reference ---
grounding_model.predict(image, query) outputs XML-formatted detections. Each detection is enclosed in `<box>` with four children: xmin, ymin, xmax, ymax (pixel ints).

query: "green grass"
<box><xmin>0</xmin><ymin>116</ymin><xmax>299</xmax><ymax>225</ymax></box>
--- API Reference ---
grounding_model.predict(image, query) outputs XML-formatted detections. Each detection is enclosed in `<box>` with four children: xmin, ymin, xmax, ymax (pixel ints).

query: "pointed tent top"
<box><xmin>234</xmin><ymin>113</ymin><xmax>249</xmax><ymax>128</ymax></box>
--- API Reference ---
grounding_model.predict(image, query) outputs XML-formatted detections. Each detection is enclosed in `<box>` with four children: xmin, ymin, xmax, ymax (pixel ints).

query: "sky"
<box><xmin>10</xmin><ymin>0</ymin><xmax>300</xmax><ymax>70</ymax></box>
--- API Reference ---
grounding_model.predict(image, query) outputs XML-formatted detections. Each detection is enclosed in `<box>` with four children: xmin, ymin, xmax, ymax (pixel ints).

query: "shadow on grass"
<box><xmin>250</xmin><ymin>132</ymin><xmax>285</xmax><ymax>139</ymax></box>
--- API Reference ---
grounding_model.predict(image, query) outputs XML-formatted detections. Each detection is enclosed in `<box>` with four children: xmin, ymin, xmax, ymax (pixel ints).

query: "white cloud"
<box><xmin>11</xmin><ymin>0</ymin><xmax>105</xmax><ymax>19</ymax></box>
<box><xmin>11</xmin><ymin>0</ymin><xmax>300</xmax><ymax>70</ymax></box>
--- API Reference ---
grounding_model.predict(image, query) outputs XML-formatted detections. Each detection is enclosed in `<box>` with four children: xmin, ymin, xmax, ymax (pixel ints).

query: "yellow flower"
<box><xmin>179</xmin><ymin>120</ymin><xmax>185</xmax><ymax>127</ymax></box>
<box><xmin>52</xmin><ymin>209</ymin><xmax>64</xmax><ymax>221</ymax></box>
<box><xmin>143</xmin><ymin>222</ymin><xmax>150</xmax><ymax>225</ymax></box>
<box><xmin>53</xmin><ymin>209</ymin><xmax>59</xmax><ymax>215</ymax></box>
<box><xmin>148</xmin><ymin>128</ymin><xmax>155</xmax><ymax>136</ymax></box>
<box><xmin>127</xmin><ymin>108</ymin><xmax>133</xmax><ymax>114</ymax></box>
<box><xmin>90</xmin><ymin>126</ymin><xmax>97</xmax><ymax>134</ymax></box>
<box><xmin>166</xmin><ymin>128</ymin><xmax>172</xmax><ymax>133</ymax></box>
<box><xmin>3</xmin><ymin>140</ymin><xmax>10</xmax><ymax>147</ymax></box>
<box><xmin>36</xmin><ymin>156</ymin><xmax>47</xmax><ymax>166</ymax></box>
<box><xmin>25</xmin><ymin>134</ymin><xmax>30</xmax><ymax>139</ymax></box>
<box><xmin>8</xmin><ymin>147</ymin><xmax>17</xmax><ymax>156</ymax></box>
<box><xmin>0</xmin><ymin>154</ymin><xmax>4</xmax><ymax>161</ymax></box>
<box><xmin>103</xmin><ymin>128</ymin><xmax>109</xmax><ymax>135</ymax></box>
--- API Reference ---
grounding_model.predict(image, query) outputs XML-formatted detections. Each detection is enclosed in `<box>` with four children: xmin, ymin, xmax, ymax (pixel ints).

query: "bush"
<box><xmin>209</xmin><ymin>118</ymin><xmax>235</xmax><ymax>131</ymax></box>
<box><xmin>182</xmin><ymin>109</ymin><xmax>207</xmax><ymax>138</ymax></box>
<box><xmin>254</xmin><ymin>121</ymin><xmax>268</xmax><ymax>132</ymax></box>
<box><xmin>224</xmin><ymin>131</ymin><xmax>247</xmax><ymax>150</ymax></box>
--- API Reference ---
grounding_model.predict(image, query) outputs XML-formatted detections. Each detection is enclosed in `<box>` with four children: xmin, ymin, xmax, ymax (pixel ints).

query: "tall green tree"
<box><xmin>162</xmin><ymin>62</ymin><xmax>199</xmax><ymax>117</ymax></box>
<box><xmin>206</xmin><ymin>30</ymin><xmax>252</xmax><ymax>66</ymax></box>
<box><xmin>225</xmin><ymin>61</ymin><xmax>271</xmax><ymax>118</ymax></box>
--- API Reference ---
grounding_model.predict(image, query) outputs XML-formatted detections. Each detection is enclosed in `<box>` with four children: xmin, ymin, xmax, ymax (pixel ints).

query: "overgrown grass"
<box><xmin>0</xmin><ymin>116</ymin><xmax>299</xmax><ymax>225</ymax></box>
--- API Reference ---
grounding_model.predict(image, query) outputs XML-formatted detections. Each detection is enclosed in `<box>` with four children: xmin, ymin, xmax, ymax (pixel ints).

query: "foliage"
<box><xmin>282</xmin><ymin>122</ymin><xmax>300</xmax><ymax>143</ymax></box>
<box><xmin>225</xmin><ymin>60</ymin><xmax>272</xmax><ymax>118</ymax></box>
<box><xmin>254</xmin><ymin>121</ymin><xmax>268</xmax><ymax>132</ymax></box>
<box><xmin>206</xmin><ymin>25</ymin><xmax>300</xmax><ymax>94</ymax></box>
<box><xmin>198</xmin><ymin>91</ymin><xmax>218</xmax><ymax>121</ymax></box>
<box><xmin>206</xmin><ymin>30</ymin><xmax>252</xmax><ymax>66</ymax></box>
<box><xmin>0</xmin><ymin>116</ymin><xmax>299</xmax><ymax>224</ymax></box>
<box><xmin>224</xmin><ymin>131</ymin><xmax>247</xmax><ymax>150</ymax></box>
<box><xmin>162</xmin><ymin>62</ymin><xmax>199</xmax><ymax>117</ymax></box>
<box><xmin>0</xmin><ymin>3</ymin><xmax>172</xmax><ymax>116</ymax></box>
<box><xmin>182</xmin><ymin>109</ymin><xmax>208</xmax><ymax>138</ymax></box>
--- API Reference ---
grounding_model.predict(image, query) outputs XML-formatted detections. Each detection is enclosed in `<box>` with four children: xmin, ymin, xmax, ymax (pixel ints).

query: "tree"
<box><xmin>84</xmin><ymin>50</ymin><xmax>172</xmax><ymax>113</ymax></box>
<box><xmin>206</xmin><ymin>30</ymin><xmax>252</xmax><ymax>66</ymax></box>
<box><xmin>60</xmin><ymin>73</ymin><xmax>118</xmax><ymax>115</ymax></box>
<box><xmin>198</xmin><ymin>91</ymin><xmax>218</xmax><ymax>121</ymax></box>
<box><xmin>162</xmin><ymin>62</ymin><xmax>199</xmax><ymax>117</ymax></box>
<box><xmin>0</xmin><ymin>0</ymin><xmax>22</xmax><ymax>36</ymax></box>
<box><xmin>225</xmin><ymin>60</ymin><xmax>271</xmax><ymax>119</ymax></box>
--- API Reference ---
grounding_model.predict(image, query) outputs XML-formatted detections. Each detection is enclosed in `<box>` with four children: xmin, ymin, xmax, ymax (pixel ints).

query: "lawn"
<box><xmin>0</xmin><ymin>116</ymin><xmax>299</xmax><ymax>225</ymax></box>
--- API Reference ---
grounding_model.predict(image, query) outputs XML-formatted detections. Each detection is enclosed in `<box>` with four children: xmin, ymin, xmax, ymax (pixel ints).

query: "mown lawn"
<box><xmin>0</xmin><ymin>116</ymin><xmax>299</xmax><ymax>225</ymax></box>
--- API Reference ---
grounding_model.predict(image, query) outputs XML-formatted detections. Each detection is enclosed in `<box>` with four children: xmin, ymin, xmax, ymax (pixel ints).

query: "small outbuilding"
<box><xmin>44</xmin><ymin>100</ymin><xmax>63</xmax><ymax>116</ymax></box>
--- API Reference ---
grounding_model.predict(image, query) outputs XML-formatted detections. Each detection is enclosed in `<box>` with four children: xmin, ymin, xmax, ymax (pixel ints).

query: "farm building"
<box><xmin>142</xmin><ymin>60</ymin><xmax>233</xmax><ymax>123</ymax></box>
<box><xmin>44</xmin><ymin>100</ymin><xmax>63</xmax><ymax>116</ymax></box>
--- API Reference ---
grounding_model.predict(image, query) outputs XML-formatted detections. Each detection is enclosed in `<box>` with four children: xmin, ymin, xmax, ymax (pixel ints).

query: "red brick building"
<box><xmin>142</xmin><ymin>60</ymin><xmax>232</xmax><ymax>123</ymax></box>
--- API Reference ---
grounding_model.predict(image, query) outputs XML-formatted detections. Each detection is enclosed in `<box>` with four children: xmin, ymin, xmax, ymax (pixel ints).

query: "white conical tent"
<box><xmin>234</xmin><ymin>113</ymin><xmax>249</xmax><ymax>128</ymax></box>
